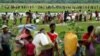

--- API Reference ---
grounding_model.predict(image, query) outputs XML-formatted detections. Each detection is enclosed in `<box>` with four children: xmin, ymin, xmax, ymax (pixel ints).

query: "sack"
<box><xmin>64</xmin><ymin>32</ymin><xmax>78</xmax><ymax>56</ymax></box>
<box><xmin>14</xmin><ymin>42</ymin><xmax>22</xmax><ymax>53</ymax></box>
<box><xmin>33</xmin><ymin>33</ymin><xmax>54</xmax><ymax>55</ymax></box>
<box><xmin>14</xmin><ymin>47</ymin><xmax>21</xmax><ymax>53</ymax></box>
<box><xmin>95</xmin><ymin>26</ymin><xmax>100</xmax><ymax>35</ymax></box>
<box><xmin>40</xmin><ymin>33</ymin><xmax>54</xmax><ymax>50</ymax></box>
<box><xmin>42</xmin><ymin>36</ymin><xmax>54</xmax><ymax>50</ymax></box>
<box><xmin>14</xmin><ymin>37</ymin><xmax>25</xmax><ymax>53</ymax></box>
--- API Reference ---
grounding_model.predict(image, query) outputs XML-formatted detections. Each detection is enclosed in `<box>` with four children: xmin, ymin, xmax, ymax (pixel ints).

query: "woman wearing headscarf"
<box><xmin>15</xmin><ymin>28</ymin><xmax>32</xmax><ymax>56</ymax></box>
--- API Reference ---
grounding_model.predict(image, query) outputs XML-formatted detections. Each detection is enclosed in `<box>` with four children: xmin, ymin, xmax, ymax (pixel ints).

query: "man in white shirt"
<box><xmin>32</xmin><ymin>28</ymin><xmax>47</xmax><ymax>56</ymax></box>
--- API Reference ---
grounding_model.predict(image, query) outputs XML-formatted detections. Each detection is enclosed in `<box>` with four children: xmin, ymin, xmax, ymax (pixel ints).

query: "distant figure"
<box><xmin>88</xmin><ymin>10</ymin><xmax>92</xmax><ymax>20</ymax></box>
<box><xmin>35</xmin><ymin>11</ymin><xmax>40</xmax><ymax>24</ymax></box>
<box><xmin>57</xmin><ymin>13</ymin><xmax>61</xmax><ymax>23</ymax></box>
<box><xmin>60</xmin><ymin>12</ymin><xmax>64</xmax><ymax>23</ymax></box>
<box><xmin>57</xmin><ymin>12</ymin><xmax>64</xmax><ymax>23</ymax></box>
<box><xmin>79</xmin><ymin>10</ymin><xmax>83</xmax><ymax>21</ymax></box>
<box><xmin>5</xmin><ymin>12</ymin><xmax>10</xmax><ymax>25</ymax></box>
<box><xmin>29</xmin><ymin>10</ymin><xmax>33</xmax><ymax>24</ymax></box>
<box><xmin>2</xmin><ymin>14</ymin><xmax>6</xmax><ymax>25</ymax></box>
<box><xmin>64</xmin><ymin>11</ymin><xmax>69</xmax><ymax>22</ymax></box>
<box><xmin>19</xmin><ymin>14</ymin><xmax>23</xmax><ymax>24</ymax></box>
<box><xmin>13</xmin><ymin>12</ymin><xmax>18</xmax><ymax>25</ymax></box>
<box><xmin>47</xmin><ymin>11</ymin><xmax>51</xmax><ymax>23</ymax></box>
<box><xmin>26</xmin><ymin>12</ymin><xmax>31</xmax><ymax>24</ymax></box>
<box><xmin>75</xmin><ymin>13</ymin><xmax>79</xmax><ymax>22</ymax></box>
<box><xmin>70</xmin><ymin>11</ymin><xmax>75</xmax><ymax>21</ymax></box>
<box><xmin>43</xmin><ymin>13</ymin><xmax>48</xmax><ymax>24</ymax></box>
<box><xmin>83</xmin><ymin>11</ymin><xmax>87</xmax><ymax>21</ymax></box>
<box><xmin>95</xmin><ymin>10</ymin><xmax>99</xmax><ymax>21</ymax></box>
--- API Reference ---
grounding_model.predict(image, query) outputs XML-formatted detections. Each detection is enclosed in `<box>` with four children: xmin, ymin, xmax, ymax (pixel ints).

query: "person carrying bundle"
<box><xmin>82</xmin><ymin>25</ymin><xmax>96</xmax><ymax>56</ymax></box>
<box><xmin>15</xmin><ymin>28</ymin><xmax>34</xmax><ymax>56</ymax></box>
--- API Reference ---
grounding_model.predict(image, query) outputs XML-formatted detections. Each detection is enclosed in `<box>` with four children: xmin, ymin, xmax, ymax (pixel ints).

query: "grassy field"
<box><xmin>0</xmin><ymin>3</ymin><xmax>100</xmax><ymax>12</ymax></box>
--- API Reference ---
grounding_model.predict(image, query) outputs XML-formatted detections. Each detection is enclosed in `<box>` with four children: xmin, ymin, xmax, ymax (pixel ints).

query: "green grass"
<box><xmin>6</xmin><ymin>18</ymin><xmax>100</xmax><ymax>40</ymax></box>
<box><xmin>0</xmin><ymin>3</ymin><xmax>100</xmax><ymax>12</ymax></box>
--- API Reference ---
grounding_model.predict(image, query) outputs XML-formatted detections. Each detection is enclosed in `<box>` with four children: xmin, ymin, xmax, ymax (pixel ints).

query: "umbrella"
<box><xmin>17</xmin><ymin>24</ymin><xmax>37</xmax><ymax>32</ymax></box>
<box><xmin>16</xmin><ymin>24</ymin><xmax>37</xmax><ymax>39</ymax></box>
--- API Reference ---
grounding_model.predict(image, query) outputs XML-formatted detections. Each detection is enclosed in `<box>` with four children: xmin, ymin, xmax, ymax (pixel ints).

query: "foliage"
<box><xmin>0</xmin><ymin>0</ymin><xmax>100</xmax><ymax>3</ymax></box>
<box><xmin>0</xmin><ymin>19</ymin><xmax>2</xmax><ymax>27</ymax></box>
<box><xmin>0</xmin><ymin>3</ymin><xmax>100</xmax><ymax>12</ymax></box>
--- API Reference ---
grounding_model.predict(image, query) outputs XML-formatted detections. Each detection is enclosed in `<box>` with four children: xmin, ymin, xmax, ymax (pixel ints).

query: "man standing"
<box><xmin>79</xmin><ymin>10</ymin><xmax>83</xmax><ymax>21</ymax></box>
<box><xmin>64</xmin><ymin>11</ymin><xmax>69</xmax><ymax>22</ymax></box>
<box><xmin>29</xmin><ymin>10</ymin><xmax>33</xmax><ymax>24</ymax></box>
<box><xmin>5</xmin><ymin>12</ymin><xmax>10</xmax><ymax>25</ymax></box>
<box><xmin>0</xmin><ymin>25</ymin><xmax>15</xmax><ymax>56</ymax></box>
<box><xmin>95</xmin><ymin>10</ymin><xmax>99</xmax><ymax>21</ymax></box>
<box><xmin>2</xmin><ymin>14</ymin><xmax>6</xmax><ymax>25</ymax></box>
<box><xmin>45</xmin><ymin>23</ymin><xmax>60</xmax><ymax>56</ymax></box>
<box><xmin>47</xmin><ymin>11</ymin><xmax>51</xmax><ymax>23</ymax></box>
<box><xmin>13</xmin><ymin>12</ymin><xmax>17</xmax><ymax>25</ymax></box>
<box><xmin>19</xmin><ymin>14</ymin><xmax>23</xmax><ymax>24</ymax></box>
<box><xmin>38</xmin><ymin>23</ymin><xmax>60</xmax><ymax>56</ymax></box>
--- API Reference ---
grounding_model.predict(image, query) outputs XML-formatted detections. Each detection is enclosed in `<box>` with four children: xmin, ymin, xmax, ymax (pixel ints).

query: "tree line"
<box><xmin>0</xmin><ymin>0</ymin><xmax>100</xmax><ymax>3</ymax></box>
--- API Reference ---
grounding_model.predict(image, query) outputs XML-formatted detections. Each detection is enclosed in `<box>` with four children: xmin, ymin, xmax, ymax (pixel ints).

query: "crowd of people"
<box><xmin>0</xmin><ymin>10</ymin><xmax>100</xmax><ymax>56</ymax></box>
<box><xmin>0</xmin><ymin>22</ymin><xmax>100</xmax><ymax>56</ymax></box>
<box><xmin>0</xmin><ymin>10</ymin><xmax>100</xmax><ymax>26</ymax></box>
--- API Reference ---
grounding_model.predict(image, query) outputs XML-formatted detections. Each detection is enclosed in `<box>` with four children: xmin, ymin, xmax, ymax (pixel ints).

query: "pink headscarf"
<box><xmin>17</xmin><ymin>28</ymin><xmax>31</xmax><ymax>39</ymax></box>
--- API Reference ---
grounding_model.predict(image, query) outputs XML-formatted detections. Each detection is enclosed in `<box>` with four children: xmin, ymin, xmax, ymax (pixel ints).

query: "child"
<box><xmin>75</xmin><ymin>41</ymin><xmax>86</xmax><ymax>56</ymax></box>
<box><xmin>25</xmin><ymin>36</ymin><xmax>35</xmax><ymax>56</ymax></box>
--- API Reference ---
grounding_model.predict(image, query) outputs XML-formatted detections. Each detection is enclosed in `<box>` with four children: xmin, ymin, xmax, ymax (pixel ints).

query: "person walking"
<box><xmin>82</xmin><ymin>25</ymin><xmax>96</xmax><ymax>56</ymax></box>
<box><xmin>0</xmin><ymin>25</ymin><xmax>15</xmax><ymax>56</ymax></box>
